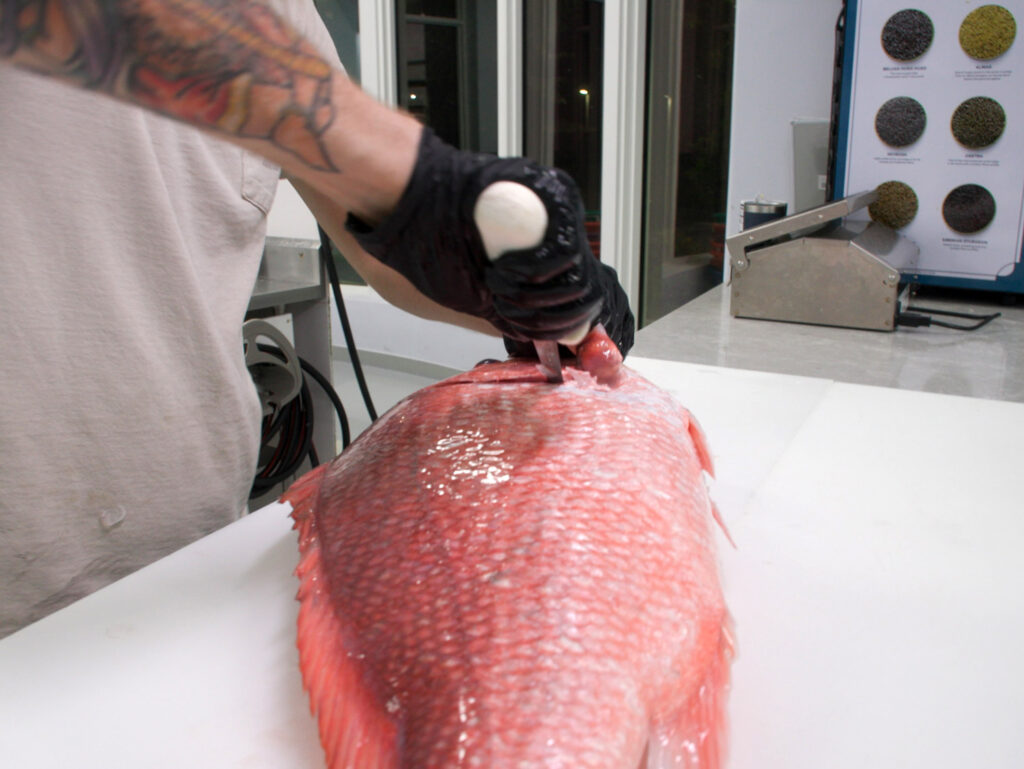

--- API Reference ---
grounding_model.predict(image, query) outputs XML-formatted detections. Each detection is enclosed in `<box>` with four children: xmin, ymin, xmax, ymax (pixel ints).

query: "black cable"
<box><xmin>898</xmin><ymin>306</ymin><xmax>1001</xmax><ymax>332</ymax></box>
<box><xmin>298</xmin><ymin>355</ymin><xmax>352</xmax><ymax>449</ymax></box>
<box><xmin>908</xmin><ymin>305</ymin><xmax>1001</xmax><ymax>331</ymax></box>
<box><xmin>253</xmin><ymin>341</ymin><xmax>352</xmax><ymax>443</ymax></box>
<box><xmin>250</xmin><ymin>377</ymin><xmax>315</xmax><ymax>497</ymax></box>
<box><xmin>249</xmin><ymin>343</ymin><xmax>355</xmax><ymax>499</ymax></box>
<box><xmin>908</xmin><ymin>305</ymin><xmax>1001</xmax><ymax>323</ymax></box>
<box><xmin>318</xmin><ymin>226</ymin><xmax>378</xmax><ymax>422</ymax></box>
<box><xmin>249</xmin><ymin>227</ymin><xmax>380</xmax><ymax>498</ymax></box>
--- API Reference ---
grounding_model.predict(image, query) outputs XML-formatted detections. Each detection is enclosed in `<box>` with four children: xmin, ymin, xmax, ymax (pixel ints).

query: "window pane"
<box><xmin>397</xmin><ymin>1</ymin><xmax>498</xmax><ymax>153</ymax></box>
<box><xmin>641</xmin><ymin>0</ymin><xmax>735</xmax><ymax>325</ymax></box>
<box><xmin>402</xmin><ymin>22</ymin><xmax>461</xmax><ymax>146</ymax></box>
<box><xmin>312</xmin><ymin>0</ymin><xmax>360</xmax><ymax>81</ymax></box>
<box><xmin>524</xmin><ymin>1</ymin><xmax>604</xmax><ymax>250</ymax></box>
<box><xmin>406</xmin><ymin>0</ymin><xmax>457</xmax><ymax>18</ymax></box>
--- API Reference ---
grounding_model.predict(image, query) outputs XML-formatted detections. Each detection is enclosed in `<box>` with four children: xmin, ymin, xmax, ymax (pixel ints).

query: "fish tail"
<box><xmin>282</xmin><ymin>466</ymin><xmax>399</xmax><ymax>769</ymax></box>
<box><xmin>647</xmin><ymin>616</ymin><xmax>736</xmax><ymax>769</ymax></box>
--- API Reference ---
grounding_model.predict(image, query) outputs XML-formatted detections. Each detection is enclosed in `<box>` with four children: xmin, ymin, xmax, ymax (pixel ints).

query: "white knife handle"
<box><xmin>473</xmin><ymin>181</ymin><xmax>590</xmax><ymax>346</ymax></box>
<box><xmin>473</xmin><ymin>181</ymin><xmax>548</xmax><ymax>259</ymax></box>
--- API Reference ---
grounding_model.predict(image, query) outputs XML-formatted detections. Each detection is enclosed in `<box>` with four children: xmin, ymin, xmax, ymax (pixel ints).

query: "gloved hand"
<box><xmin>502</xmin><ymin>263</ymin><xmax>634</xmax><ymax>360</ymax></box>
<box><xmin>345</xmin><ymin>127</ymin><xmax>635</xmax><ymax>355</ymax></box>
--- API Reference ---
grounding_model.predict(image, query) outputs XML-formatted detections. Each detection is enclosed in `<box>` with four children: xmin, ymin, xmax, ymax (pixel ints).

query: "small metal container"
<box><xmin>742</xmin><ymin>200</ymin><xmax>788</xmax><ymax>230</ymax></box>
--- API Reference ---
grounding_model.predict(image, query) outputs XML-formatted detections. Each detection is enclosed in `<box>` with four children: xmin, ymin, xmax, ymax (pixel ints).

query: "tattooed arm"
<box><xmin>0</xmin><ymin>0</ymin><xmax>503</xmax><ymax>332</ymax></box>
<box><xmin>1</xmin><ymin>1</ymin><xmax>632</xmax><ymax>350</ymax></box>
<box><xmin>0</xmin><ymin>0</ymin><xmax>418</xmax><ymax>224</ymax></box>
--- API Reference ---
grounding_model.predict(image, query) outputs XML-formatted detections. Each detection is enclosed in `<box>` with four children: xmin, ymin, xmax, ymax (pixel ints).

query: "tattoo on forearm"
<box><xmin>1</xmin><ymin>0</ymin><xmax>337</xmax><ymax>172</ymax></box>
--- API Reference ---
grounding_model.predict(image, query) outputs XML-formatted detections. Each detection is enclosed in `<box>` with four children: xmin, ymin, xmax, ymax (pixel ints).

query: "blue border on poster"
<box><xmin>831</xmin><ymin>0</ymin><xmax>1024</xmax><ymax>295</ymax></box>
<box><xmin>832</xmin><ymin>0</ymin><xmax>858</xmax><ymax>191</ymax></box>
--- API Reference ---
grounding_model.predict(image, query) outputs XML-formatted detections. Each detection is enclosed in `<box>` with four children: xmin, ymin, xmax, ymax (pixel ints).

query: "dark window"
<box><xmin>523</xmin><ymin>0</ymin><xmax>605</xmax><ymax>252</ymax></box>
<box><xmin>402</xmin><ymin>21</ymin><xmax>462</xmax><ymax>145</ymax></box>
<box><xmin>641</xmin><ymin>0</ymin><xmax>735</xmax><ymax>325</ymax></box>
<box><xmin>397</xmin><ymin>0</ymin><xmax>497</xmax><ymax>152</ymax></box>
<box><xmin>406</xmin><ymin>0</ymin><xmax>458</xmax><ymax>18</ymax></box>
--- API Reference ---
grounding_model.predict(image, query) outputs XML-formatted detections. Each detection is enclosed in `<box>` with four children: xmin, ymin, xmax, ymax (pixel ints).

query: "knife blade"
<box><xmin>533</xmin><ymin>339</ymin><xmax>564</xmax><ymax>383</ymax></box>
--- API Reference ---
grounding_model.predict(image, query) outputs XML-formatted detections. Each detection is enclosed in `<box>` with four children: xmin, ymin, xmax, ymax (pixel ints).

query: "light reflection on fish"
<box><xmin>282</xmin><ymin>337</ymin><xmax>734</xmax><ymax>768</ymax></box>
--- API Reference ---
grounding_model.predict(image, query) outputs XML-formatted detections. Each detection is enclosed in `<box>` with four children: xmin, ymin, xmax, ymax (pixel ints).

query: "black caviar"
<box><xmin>875</xmin><ymin>97</ymin><xmax>926</xmax><ymax>147</ymax></box>
<box><xmin>882</xmin><ymin>9</ymin><xmax>934</xmax><ymax>61</ymax></box>
<box><xmin>942</xmin><ymin>185</ymin><xmax>996</xmax><ymax>234</ymax></box>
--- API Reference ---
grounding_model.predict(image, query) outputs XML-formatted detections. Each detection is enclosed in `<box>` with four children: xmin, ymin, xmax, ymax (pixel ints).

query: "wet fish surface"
<box><xmin>283</xmin><ymin>357</ymin><xmax>733</xmax><ymax>768</ymax></box>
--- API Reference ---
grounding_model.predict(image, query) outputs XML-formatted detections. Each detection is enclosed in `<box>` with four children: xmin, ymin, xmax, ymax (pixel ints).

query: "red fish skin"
<box><xmin>284</xmin><ymin>359</ymin><xmax>733</xmax><ymax>769</ymax></box>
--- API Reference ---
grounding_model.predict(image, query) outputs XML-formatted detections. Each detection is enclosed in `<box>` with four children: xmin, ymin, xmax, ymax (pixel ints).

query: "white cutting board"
<box><xmin>0</xmin><ymin>502</ymin><xmax>323</xmax><ymax>767</ymax></box>
<box><xmin>2</xmin><ymin>358</ymin><xmax>1023</xmax><ymax>767</ymax></box>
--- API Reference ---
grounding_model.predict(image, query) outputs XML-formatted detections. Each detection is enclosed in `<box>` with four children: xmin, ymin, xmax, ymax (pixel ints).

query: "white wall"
<box><xmin>331</xmin><ymin>287</ymin><xmax>507</xmax><ymax>373</ymax></box>
<box><xmin>725</xmin><ymin>0</ymin><xmax>844</xmax><ymax>237</ymax></box>
<box><xmin>266</xmin><ymin>180</ymin><xmax>320</xmax><ymax>239</ymax></box>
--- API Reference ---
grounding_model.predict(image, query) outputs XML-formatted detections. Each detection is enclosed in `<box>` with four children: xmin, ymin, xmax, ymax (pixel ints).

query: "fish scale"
<box><xmin>284</xmin><ymin>359</ymin><xmax>733</xmax><ymax>768</ymax></box>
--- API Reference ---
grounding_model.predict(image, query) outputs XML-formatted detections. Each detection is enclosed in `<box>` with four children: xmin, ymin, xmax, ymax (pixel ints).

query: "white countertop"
<box><xmin>2</xmin><ymin>357</ymin><xmax>1023</xmax><ymax>768</ymax></box>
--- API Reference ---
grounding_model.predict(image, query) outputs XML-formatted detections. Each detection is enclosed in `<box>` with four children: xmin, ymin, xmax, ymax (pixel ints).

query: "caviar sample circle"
<box><xmin>951</xmin><ymin>97</ymin><xmax>1006</xmax><ymax>149</ymax></box>
<box><xmin>942</xmin><ymin>184</ymin><xmax>996</xmax><ymax>234</ymax></box>
<box><xmin>881</xmin><ymin>9</ymin><xmax>935</xmax><ymax>61</ymax></box>
<box><xmin>869</xmin><ymin>181</ymin><xmax>919</xmax><ymax>230</ymax></box>
<box><xmin>959</xmin><ymin>5</ymin><xmax>1017</xmax><ymax>60</ymax></box>
<box><xmin>875</xmin><ymin>96</ymin><xmax>926</xmax><ymax>147</ymax></box>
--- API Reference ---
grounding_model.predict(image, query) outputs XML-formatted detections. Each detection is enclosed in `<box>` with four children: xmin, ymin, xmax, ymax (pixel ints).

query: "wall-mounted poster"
<box><xmin>833</xmin><ymin>1</ymin><xmax>1023</xmax><ymax>293</ymax></box>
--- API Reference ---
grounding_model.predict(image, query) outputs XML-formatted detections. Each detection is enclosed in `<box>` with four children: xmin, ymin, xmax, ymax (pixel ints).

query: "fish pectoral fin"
<box><xmin>646</xmin><ymin>620</ymin><xmax>734</xmax><ymax>769</ymax></box>
<box><xmin>284</xmin><ymin>465</ymin><xmax>400</xmax><ymax>769</ymax></box>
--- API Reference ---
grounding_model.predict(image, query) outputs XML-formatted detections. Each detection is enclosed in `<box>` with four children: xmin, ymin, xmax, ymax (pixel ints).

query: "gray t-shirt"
<box><xmin>0</xmin><ymin>1</ymin><xmax>340</xmax><ymax>637</ymax></box>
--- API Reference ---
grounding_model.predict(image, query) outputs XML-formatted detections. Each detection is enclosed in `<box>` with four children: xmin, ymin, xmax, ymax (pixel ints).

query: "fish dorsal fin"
<box><xmin>683</xmin><ymin>411</ymin><xmax>735</xmax><ymax>547</ymax></box>
<box><xmin>284</xmin><ymin>466</ymin><xmax>399</xmax><ymax>769</ymax></box>
<box><xmin>685</xmin><ymin>411</ymin><xmax>715</xmax><ymax>479</ymax></box>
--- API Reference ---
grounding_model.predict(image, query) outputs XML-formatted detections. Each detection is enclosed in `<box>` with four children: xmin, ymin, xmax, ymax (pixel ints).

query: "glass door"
<box><xmin>312</xmin><ymin>0</ymin><xmax>360</xmax><ymax>81</ymax></box>
<box><xmin>641</xmin><ymin>0</ymin><xmax>735</xmax><ymax>325</ymax></box>
<box><xmin>396</xmin><ymin>0</ymin><xmax>498</xmax><ymax>152</ymax></box>
<box><xmin>523</xmin><ymin>0</ymin><xmax>605</xmax><ymax>256</ymax></box>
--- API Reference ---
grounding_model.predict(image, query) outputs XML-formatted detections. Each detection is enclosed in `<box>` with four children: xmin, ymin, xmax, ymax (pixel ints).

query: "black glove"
<box><xmin>345</xmin><ymin>128</ymin><xmax>634</xmax><ymax>350</ymax></box>
<box><xmin>503</xmin><ymin>262</ymin><xmax>634</xmax><ymax>359</ymax></box>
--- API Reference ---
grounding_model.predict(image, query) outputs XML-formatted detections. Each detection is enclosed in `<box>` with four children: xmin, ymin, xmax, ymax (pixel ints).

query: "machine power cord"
<box><xmin>251</xmin><ymin>229</ymin><xmax>380</xmax><ymax>498</ymax></box>
<box><xmin>249</xmin><ymin>343</ymin><xmax>352</xmax><ymax>500</ymax></box>
<box><xmin>251</xmin><ymin>368</ymin><xmax>315</xmax><ymax>497</ymax></box>
<box><xmin>897</xmin><ymin>305</ymin><xmax>1001</xmax><ymax>331</ymax></box>
<box><xmin>319</xmin><ymin>226</ymin><xmax>378</xmax><ymax>422</ymax></box>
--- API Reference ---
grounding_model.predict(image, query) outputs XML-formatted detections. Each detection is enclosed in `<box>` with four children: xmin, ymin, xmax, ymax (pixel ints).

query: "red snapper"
<box><xmin>283</xmin><ymin>350</ymin><xmax>733</xmax><ymax>768</ymax></box>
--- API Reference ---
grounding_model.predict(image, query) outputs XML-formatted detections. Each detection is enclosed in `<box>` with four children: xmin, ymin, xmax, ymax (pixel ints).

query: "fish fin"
<box><xmin>710</xmin><ymin>499</ymin><xmax>736</xmax><ymax>549</ymax></box>
<box><xmin>283</xmin><ymin>466</ymin><xmax>399</xmax><ymax>769</ymax></box>
<box><xmin>683</xmin><ymin>413</ymin><xmax>733</xmax><ymax>546</ymax></box>
<box><xmin>646</xmin><ymin>618</ymin><xmax>735</xmax><ymax>769</ymax></box>
<box><xmin>685</xmin><ymin>412</ymin><xmax>715</xmax><ymax>479</ymax></box>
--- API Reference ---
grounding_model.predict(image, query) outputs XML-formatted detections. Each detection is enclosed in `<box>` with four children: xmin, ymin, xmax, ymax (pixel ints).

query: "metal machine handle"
<box><xmin>726</xmin><ymin>189</ymin><xmax>879</xmax><ymax>270</ymax></box>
